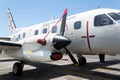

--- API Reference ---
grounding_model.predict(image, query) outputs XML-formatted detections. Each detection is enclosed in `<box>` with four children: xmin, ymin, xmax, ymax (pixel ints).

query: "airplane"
<box><xmin>0</xmin><ymin>7</ymin><xmax>120</xmax><ymax>76</ymax></box>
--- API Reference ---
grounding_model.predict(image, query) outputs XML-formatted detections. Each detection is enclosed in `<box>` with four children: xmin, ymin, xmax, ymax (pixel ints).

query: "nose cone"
<box><xmin>53</xmin><ymin>35</ymin><xmax>71</xmax><ymax>50</ymax></box>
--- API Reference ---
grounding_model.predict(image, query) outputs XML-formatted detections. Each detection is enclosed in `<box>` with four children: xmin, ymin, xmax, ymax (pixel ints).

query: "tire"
<box><xmin>99</xmin><ymin>54</ymin><xmax>105</xmax><ymax>63</ymax></box>
<box><xmin>13</xmin><ymin>62</ymin><xmax>23</xmax><ymax>76</ymax></box>
<box><xmin>78</xmin><ymin>57</ymin><xmax>86</xmax><ymax>65</ymax></box>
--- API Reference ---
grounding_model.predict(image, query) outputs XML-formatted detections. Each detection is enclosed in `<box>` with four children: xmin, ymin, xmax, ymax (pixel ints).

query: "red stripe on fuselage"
<box><xmin>86</xmin><ymin>21</ymin><xmax>92</xmax><ymax>51</ymax></box>
<box><xmin>81</xmin><ymin>35</ymin><xmax>95</xmax><ymax>38</ymax></box>
<box><xmin>81</xmin><ymin>21</ymin><xmax>95</xmax><ymax>51</ymax></box>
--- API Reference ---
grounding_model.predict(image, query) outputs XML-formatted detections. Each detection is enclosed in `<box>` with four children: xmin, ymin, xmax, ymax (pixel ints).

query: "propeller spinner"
<box><xmin>52</xmin><ymin>35</ymin><xmax>71</xmax><ymax>50</ymax></box>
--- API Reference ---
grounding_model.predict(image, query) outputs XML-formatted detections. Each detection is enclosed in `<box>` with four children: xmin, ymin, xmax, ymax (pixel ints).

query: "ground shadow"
<box><xmin>0</xmin><ymin>59</ymin><xmax>119</xmax><ymax>80</ymax></box>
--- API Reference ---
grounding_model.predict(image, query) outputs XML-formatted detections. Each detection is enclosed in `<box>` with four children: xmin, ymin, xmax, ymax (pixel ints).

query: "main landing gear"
<box><xmin>99</xmin><ymin>54</ymin><xmax>105</xmax><ymax>63</ymax></box>
<box><xmin>13</xmin><ymin>61</ymin><xmax>24</xmax><ymax>76</ymax></box>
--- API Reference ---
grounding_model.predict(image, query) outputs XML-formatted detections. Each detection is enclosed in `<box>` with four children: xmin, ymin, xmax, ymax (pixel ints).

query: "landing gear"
<box><xmin>99</xmin><ymin>54</ymin><xmax>105</xmax><ymax>63</ymax></box>
<box><xmin>64</xmin><ymin>47</ymin><xmax>87</xmax><ymax>66</ymax></box>
<box><xmin>78</xmin><ymin>57</ymin><xmax>87</xmax><ymax>65</ymax></box>
<box><xmin>13</xmin><ymin>62</ymin><xmax>24</xmax><ymax>76</ymax></box>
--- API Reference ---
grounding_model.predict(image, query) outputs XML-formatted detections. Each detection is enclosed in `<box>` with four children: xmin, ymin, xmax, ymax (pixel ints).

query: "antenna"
<box><xmin>98</xmin><ymin>6</ymin><xmax>102</xmax><ymax>8</ymax></box>
<box><xmin>51</xmin><ymin>16</ymin><xmax>55</xmax><ymax>20</ymax></box>
<box><xmin>7</xmin><ymin>9</ymin><xmax>16</xmax><ymax>34</ymax></box>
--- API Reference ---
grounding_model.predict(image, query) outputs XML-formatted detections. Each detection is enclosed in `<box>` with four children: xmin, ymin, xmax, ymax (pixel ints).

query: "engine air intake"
<box><xmin>50</xmin><ymin>52</ymin><xmax>63</xmax><ymax>60</ymax></box>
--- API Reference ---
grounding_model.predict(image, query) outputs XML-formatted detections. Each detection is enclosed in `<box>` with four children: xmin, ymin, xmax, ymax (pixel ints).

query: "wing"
<box><xmin>0</xmin><ymin>37</ymin><xmax>11</xmax><ymax>41</ymax></box>
<box><xmin>0</xmin><ymin>40</ymin><xmax>23</xmax><ymax>61</ymax></box>
<box><xmin>0</xmin><ymin>40</ymin><xmax>22</xmax><ymax>50</ymax></box>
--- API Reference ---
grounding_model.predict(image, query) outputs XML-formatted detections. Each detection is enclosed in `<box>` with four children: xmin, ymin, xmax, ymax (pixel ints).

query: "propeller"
<box><xmin>54</xmin><ymin>8</ymin><xmax>78</xmax><ymax>64</ymax></box>
<box><xmin>37</xmin><ymin>8</ymin><xmax>78</xmax><ymax>64</ymax></box>
<box><xmin>37</xmin><ymin>8</ymin><xmax>70</xmax><ymax>48</ymax></box>
<box><xmin>52</xmin><ymin>8</ymin><xmax>71</xmax><ymax>50</ymax></box>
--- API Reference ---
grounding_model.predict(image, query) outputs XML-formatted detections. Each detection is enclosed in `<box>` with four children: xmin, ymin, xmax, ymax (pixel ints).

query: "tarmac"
<box><xmin>0</xmin><ymin>53</ymin><xmax>120</xmax><ymax>80</ymax></box>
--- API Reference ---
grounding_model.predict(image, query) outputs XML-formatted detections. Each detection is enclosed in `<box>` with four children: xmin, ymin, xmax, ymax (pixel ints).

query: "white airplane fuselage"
<box><xmin>5</xmin><ymin>8</ymin><xmax>120</xmax><ymax>62</ymax></box>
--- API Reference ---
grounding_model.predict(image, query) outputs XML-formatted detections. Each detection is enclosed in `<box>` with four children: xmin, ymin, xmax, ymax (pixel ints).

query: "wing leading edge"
<box><xmin>0</xmin><ymin>40</ymin><xmax>22</xmax><ymax>48</ymax></box>
<box><xmin>0</xmin><ymin>37</ymin><xmax>11</xmax><ymax>41</ymax></box>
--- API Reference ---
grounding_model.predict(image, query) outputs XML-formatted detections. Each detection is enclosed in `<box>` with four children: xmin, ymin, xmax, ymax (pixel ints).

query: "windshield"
<box><xmin>108</xmin><ymin>12</ymin><xmax>120</xmax><ymax>23</ymax></box>
<box><xmin>94</xmin><ymin>14</ymin><xmax>113</xmax><ymax>26</ymax></box>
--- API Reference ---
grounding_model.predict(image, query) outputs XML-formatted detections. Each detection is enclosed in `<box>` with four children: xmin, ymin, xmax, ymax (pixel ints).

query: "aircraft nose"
<box><xmin>52</xmin><ymin>35</ymin><xmax>71</xmax><ymax>50</ymax></box>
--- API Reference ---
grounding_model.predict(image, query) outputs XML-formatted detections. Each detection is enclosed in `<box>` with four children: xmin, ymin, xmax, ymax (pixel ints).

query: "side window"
<box><xmin>34</xmin><ymin>30</ymin><xmax>39</xmax><ymax>35</ymax></box>
<box><xmin>52</xmin><ymin>26</ymin><xmax>57</xmax><ymax>33</ymax></box>
<box><xmin>43</xmin><ymin>28</ymin><xmax>47</xmax><ymax>34</ymax></box>
<box><xmin>18</xmin><ymin>34</ymin><xmax>20</xmax><ymax>39</ymax></box>
<box><xmin>74</xmin><ymin>21</ymin><xmax>81</xmax><ymax>29</ymax></box>
<box><xmin>94</xmin><ymin>14</ymin><xmax>113</xmax><ymax>26</ymax></box>
<box><xmin>23</xmin><ymin>33</ymin><xmax>26</xmax><ymax>38</ymax></box>
<box><xmin>16</xmin><ymin>38</ymin><xmax>18</xmax><ymax>41</ymax></box>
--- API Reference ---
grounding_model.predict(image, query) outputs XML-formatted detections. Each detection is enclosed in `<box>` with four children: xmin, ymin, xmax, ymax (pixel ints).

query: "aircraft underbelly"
<box><xmin>23</xmin><ymin>50</ymin><xmax>52</xmax><ymax>62</ymax></box>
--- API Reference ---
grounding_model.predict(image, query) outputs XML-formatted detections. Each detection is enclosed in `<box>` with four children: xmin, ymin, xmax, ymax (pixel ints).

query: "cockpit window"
<box><xmin>108</xmin><ymin>13</ymin><xmax>120</xmax><ymax>23</ymax></box>
<box><xmin>94</xmin><ymin>14</ymin><xmax>113</xmax><ymax>27</ymax></box>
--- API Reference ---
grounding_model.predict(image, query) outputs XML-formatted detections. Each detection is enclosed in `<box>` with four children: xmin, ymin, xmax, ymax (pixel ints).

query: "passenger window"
<box><xmin>43</xmin><ymin>28</ymin><xmax>47</xmax><ymax>34</ymax></box>
<box><xmin>108</xmin><ymin>13</ymin><xmax>120</xmax><ymax>22</ymax></box>
<box><xmin>52</xmin><ymin>26</ymin><xmax>57</xmax><ymax>33</ymax></box>
<box><xmin>23</xmin><ymin>33</ymin><xmax>26</xmax><ymax>38</ymax></box>
<box><xmin>74</xmin><ymin>21</ymin><xmax>81</xmax><ymax>29</ymax></box>
<box><xmin>16</xmin><ymin>38</ymin><xmax>18</xmax><ymax>41</ymax></box>
<box><xmin>18</xmin><ymin>34</ymin><xmax>20</xmax><ymax>39</ymax></box>
<box><xmin>94</xmin><ymin>14</ymin><xmax>113</xmax><ymax>26</ymax></box>
<box><xmin>34</xmin><ymin>30</ymin><xmax>39</xmax><ymax>35</ymax></box>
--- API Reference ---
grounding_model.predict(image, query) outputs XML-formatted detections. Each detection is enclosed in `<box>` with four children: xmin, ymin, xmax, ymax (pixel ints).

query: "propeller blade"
<box><xmin>60</xmin><ymin>8</ymin><xmax>68</xmax><ymax>36</ymax></box>
<box><xmin>59</xmin><ymin>9</ymin><xmax>78</xmax><ymax>64</ymax></box>
<box><xmin>64</xmin><ymin>47</ymin><xmax>78</xmax><ymax>64</ymax></box>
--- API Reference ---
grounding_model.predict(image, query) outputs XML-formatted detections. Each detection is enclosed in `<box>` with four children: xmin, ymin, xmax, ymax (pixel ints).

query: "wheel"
<box><xmin>13</xmin><ymin>62</ymin><xmax>24</xmax><ymax>76</ymax></box>
<box><xmin>99</xmin><ymin>54</ymin><xmax>105</xmax><ymax>63</ymax></box>
<box><xmin>78</xmin><ymin>57</ymin><xmax>86</xmax><ymax>65</ymax></box>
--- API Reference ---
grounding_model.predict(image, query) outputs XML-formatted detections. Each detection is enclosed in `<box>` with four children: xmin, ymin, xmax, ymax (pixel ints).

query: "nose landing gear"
<box><xmin>65</xmin><ymin>48</ymin><xmax>87</xmax><ymax>66</ymax></box>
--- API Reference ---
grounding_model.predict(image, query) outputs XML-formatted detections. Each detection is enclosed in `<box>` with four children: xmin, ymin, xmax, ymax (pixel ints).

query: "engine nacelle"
<box><xmin>23</xmin><ymin>50</ymin><xmax>63</xmax><ymax>62</ymax></box>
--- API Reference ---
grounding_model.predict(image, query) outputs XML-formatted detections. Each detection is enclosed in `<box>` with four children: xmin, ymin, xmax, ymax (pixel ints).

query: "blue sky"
<box><xmin>0</xmin><ymin>0</ymin><xmax>120</xmax><ymax>37</ymax></box>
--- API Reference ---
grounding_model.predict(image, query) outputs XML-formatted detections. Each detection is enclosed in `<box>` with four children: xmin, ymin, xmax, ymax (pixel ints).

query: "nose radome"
<box><xmin>52</xmin><ymin>35</ymin><xmax>71</xmax><ymax>50</ymax></box>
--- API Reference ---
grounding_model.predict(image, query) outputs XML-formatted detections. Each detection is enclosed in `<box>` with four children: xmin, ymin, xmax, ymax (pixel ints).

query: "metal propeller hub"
<box><xmin>52</xmin><ymin>35</ymin><xmax>71</xmax><ymax>50</ymax></box>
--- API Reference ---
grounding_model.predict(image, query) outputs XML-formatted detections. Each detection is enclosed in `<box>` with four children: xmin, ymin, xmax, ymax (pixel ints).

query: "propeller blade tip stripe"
<box><xmin>64</xmin><ymin>8</ymin><xmax>68</xmax><ymax>15</ymax></box>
